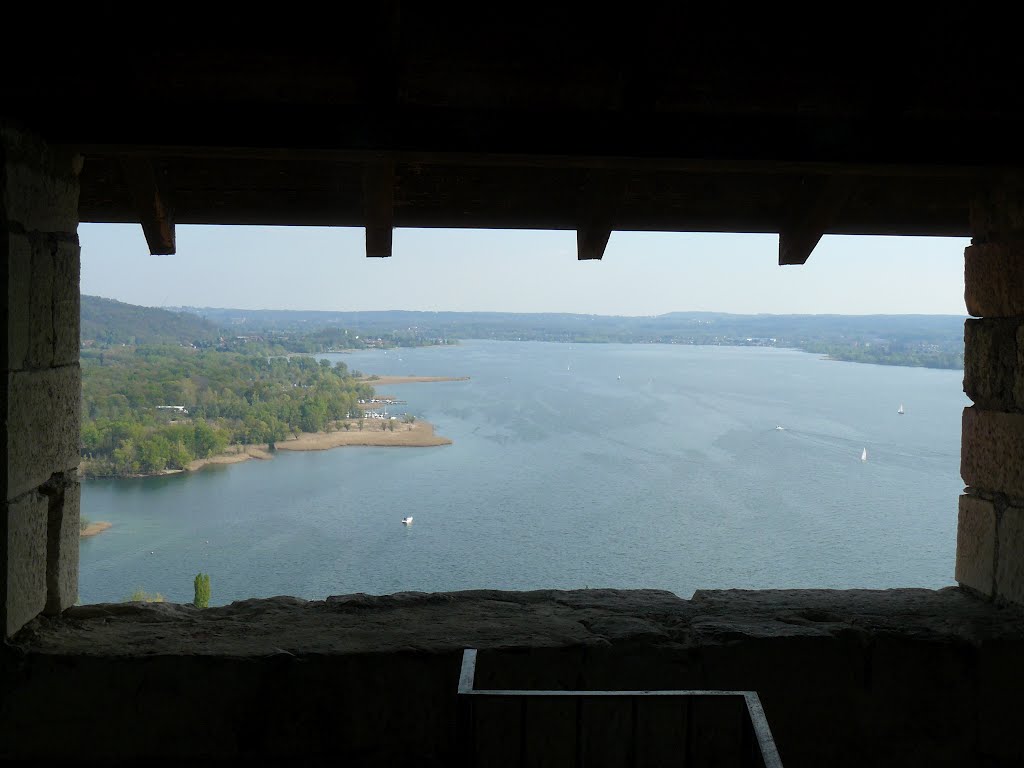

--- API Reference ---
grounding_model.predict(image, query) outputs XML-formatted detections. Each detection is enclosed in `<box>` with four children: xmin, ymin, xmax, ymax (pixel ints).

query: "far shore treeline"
<box><xmin>183</xmin><ymin>305</ymin><xmax>965</xmax><ymax>370</ymax></box>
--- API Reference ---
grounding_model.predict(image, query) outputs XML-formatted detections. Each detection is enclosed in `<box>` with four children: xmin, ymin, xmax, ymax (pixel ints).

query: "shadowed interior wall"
<box><xmin>1</xmin><ymin>122</ymin><xmax>82</xmax><ymax>637</ymax></box>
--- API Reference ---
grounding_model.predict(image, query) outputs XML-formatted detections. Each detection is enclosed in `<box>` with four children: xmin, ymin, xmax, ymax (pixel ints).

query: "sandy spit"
<box><xmin>355</xmin><ymin>375</ymin><xmax>470</xmax><ymax>385</ymax></box>
<box><xmin>80</xmin><ymin>521</ymin><xmax>112</xmax><ymax>538</ymax></box>
<box><xmin>275</xmin><ymin>420</ymin><xmax>451</xmax><ymax>450</ymax></box>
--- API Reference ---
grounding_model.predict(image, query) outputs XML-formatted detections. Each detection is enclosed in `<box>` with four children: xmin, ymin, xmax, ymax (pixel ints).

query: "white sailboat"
<box><xmin>897</xmin><ymin>403</ymin><xmax>904</xmax><ymax>415</ymax></box>
<box><xmin>861</xmin><ymin>447</ymin><xmax>868</xmax><ymax>462</ymax></box>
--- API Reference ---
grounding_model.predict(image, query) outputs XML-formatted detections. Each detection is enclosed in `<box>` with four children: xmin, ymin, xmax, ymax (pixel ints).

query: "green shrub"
<box><xmin>127</xmin><ymin>588</ymin><xmax>165</xmax><ymax>603</ymax></box>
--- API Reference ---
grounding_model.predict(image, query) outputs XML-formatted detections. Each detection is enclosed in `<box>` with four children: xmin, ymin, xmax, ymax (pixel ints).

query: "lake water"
<box><xmin>79</xmin><ymin>340</ymin><xmax>968</xmax><ymax>605</ymax></box>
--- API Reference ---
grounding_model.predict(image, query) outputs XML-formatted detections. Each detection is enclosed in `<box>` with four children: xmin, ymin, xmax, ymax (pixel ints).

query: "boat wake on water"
<box><xmin>778</xmin><ymin>428</ymin><xmax>952</xmax><ymax>464</ymax></box>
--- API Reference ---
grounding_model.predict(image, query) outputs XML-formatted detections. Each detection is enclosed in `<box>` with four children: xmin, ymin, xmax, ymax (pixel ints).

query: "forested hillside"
<box><xmin>81</xmin><ymin>347</ymin><xmax>373</xmax><ymax>476</ymax></box>
<box><xmin>80</xmin><ymin>297</ymin><xmax>377</xmax><ymax>477</ymax></box>
<box><xmin>82</xmin><ymin>295</ymin><xmax>220</xmax><ymax>346</ymax></box>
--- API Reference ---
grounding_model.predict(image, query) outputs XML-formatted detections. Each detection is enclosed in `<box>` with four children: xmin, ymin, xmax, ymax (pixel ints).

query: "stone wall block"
<box><xmin>0</xmin><ymin>124</ymin><xmax>80</xmax><ymax>233</ymax></box>
<box><xmin>961</xmin><ymin>407</ymin><xmax>1024</xmax><ymax>499</ymax></box>
<box><xmin>955</xmin><ymin>495</ymin><xmax>997</xmax><ymax>596</ymax></box>
<box><xmin>3</xmin><ymin>491</ymin><xmax>48</xmax><ymax>636</ymax></box>
<box><xmin>4</xmin><ymin>232</ymin><xmax>31</xmax><ymax>370</ymax></box>
<box><xmin>51</xmin><ymin>240</ymin><xmax>81</xmax><ymax>367</ymax></box>
<box><xmin>996</xmin><ymin>505</ymin><xmax>1024</xmax><ymax>605</ymax></box>
<box><xmin>5</xmin><ymin>233</ymin><xmax>81</xmax><ymax>370</ymax></box>
<box><xmin>970</xmin><ymin>185</ymin><xmax>1024</xmax><ymax>243</ymax></box>
<box><xmin>963</xmin><ymin>318</ymin><xmax>1019</xmax><ymax>410</ymax></box>
<box><xmin>1015</xmin><ymin>324</ymin><xmax>1024</xmax><ymax>409</ymax></box>
<box><xmin>964</xmin><ymin>242</ymin><xmax>1024</xmax><ymax>318</ymax></box>
<box><xmin>26</xmin><ymin>234</ymin><xmax>54</xmax><ymax>369</ymax></box>
<box><xmin>44</xmin><ymin>477</ymin><xmax>79</xmax><ymax>614</ymax></box>
<box><xmin>6</xmin><ymin>366</ymin><xmax>81</xmax><ymax>500</ymax></box>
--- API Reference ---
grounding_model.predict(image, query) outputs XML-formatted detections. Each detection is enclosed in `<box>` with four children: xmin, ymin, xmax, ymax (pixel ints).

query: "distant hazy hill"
<box><xmin>174</xmin><ymin>306</ymin><xmax>965</xmax><ymax>368</ymax></box>
<box><xmin>81</xmin><ymin>295</ymin><xmax>220</xmax><ymax>345</ymax></box>
<box><xmin>178</xmin><ymin>306</ymin><xmax>964</xmax><ymax>344</ymax></box>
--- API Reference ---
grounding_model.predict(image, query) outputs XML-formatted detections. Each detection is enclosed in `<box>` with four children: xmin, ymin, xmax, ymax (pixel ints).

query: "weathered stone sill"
<box><xmin>9</xmin><ymin>586</ymin><xmax>1024</xmax><ymax>657</ymax></box>
<box><xmin>3</xmin><ymin>588</ymin><xmax>1023</xmax><ymax>767</ymax></box>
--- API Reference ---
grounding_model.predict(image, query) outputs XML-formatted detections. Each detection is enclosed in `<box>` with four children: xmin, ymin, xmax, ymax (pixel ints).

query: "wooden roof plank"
<box><xmin>577</xmin><ymin>171</ymin><xmax>621</xmax><ymax>260</ymax></box>
<box><xmin>363</xmin><ymin>161</ymin><xmax>395</xmax><ymax>257</ymax></box>
<box><xmin>778</xmin><ymin>177</ymin><xmax>857</xmax><ymax>265</ymax></box>
<box><xmin>118</xmin><ymin>158</ymin><xmax>175</xmax><ymax>255</ymax></box>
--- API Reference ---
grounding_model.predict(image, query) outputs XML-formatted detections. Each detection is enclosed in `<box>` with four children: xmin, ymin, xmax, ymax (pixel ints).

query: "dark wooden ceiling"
<box><xmin>4</xmin><ymin>7</ymin><xmax>1022</xmax><ymax>258</ymax></box>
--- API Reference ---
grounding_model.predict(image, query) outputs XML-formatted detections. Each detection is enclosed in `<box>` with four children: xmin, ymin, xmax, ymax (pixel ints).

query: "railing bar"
<box><xmin>520</xmin><ymin>696</ymin><xmax>528</xmax><ymax>768</ymax></box>
<box><xmin>466</xmin><ymin>697</ymin><xmax>475</xmax><ymax>768</ymax></box>
<box><xmin>743</xmin><ymin>692</ymin><xmax>784</xmax><ymax>768</ymax></box>
<box><xmin>464</xmin><ymin>689</ymin><xmax>749</xmax><ymax>698</ymax></box>
<box><xmin>685</xmin><ymin>694</ymin><xmax>694</xmax><ymax>768</ymax></box>
<box><xmin>458</xmin><ymin>648</ymin><xmax>478</xmax><ymax>694</ymax></box>
<box><xmin>575</xmin><ymin>697</ymin><xmax>583</xmax><ymax>768</ymax></box>
<box><xmin>741</xmin><ymin>696</ymin><xmax>754</xmax><ymax>768</ymax></box>
<box><xmin>456</xmin><ymin>650</ymin><xmax>781</xmax><ymax>768</ymax></box>
<box><xmin>629</xmin><ymin>696</ymin><xmax>639</xmax><ymax>768</ymax></box>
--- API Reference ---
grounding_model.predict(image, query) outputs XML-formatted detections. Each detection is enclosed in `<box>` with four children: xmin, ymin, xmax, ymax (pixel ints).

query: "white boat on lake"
<box><xmin>898</xmin><ymin>403</ymin><xmax>905</xmax><ymax>415</ymax></box>
<box><xmin>401</xmin><ymin>516</ymin><xmax>413</xmax><ymax>526</ymax></box>
<box><xmin>861</xmin><ymin>447</ymin><xmax>868</xmax><ymax>462</ymax></box>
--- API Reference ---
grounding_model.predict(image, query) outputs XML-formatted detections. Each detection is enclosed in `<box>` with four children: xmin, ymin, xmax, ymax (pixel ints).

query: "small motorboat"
<box><xmin>401</xmin><ymin>516</ymin><xmax>414</xmax><ymax>526</ymax></box>
<box><xmin>775</xmin><ymin>425</ymin><xmax>785</xmax><ymax>431</ymax></box>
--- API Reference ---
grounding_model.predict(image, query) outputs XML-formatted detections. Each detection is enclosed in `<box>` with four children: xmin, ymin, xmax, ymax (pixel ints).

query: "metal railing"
<box><xmin>457</xmin><ymin>648</ymin><xmax>784</xmax><ymax>767</ymax></box>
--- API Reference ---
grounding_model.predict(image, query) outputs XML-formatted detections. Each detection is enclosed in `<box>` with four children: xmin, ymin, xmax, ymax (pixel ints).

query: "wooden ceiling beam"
<box><xmin>363</xmin><ymin>160</ymin><xmax>395</xmax><ymax>257</ymax></box>
<box><xmin>577</xmin><ymin>171</ymin><xmax>621</xmax><ymax>260</ymax></box>
<box><xmin>778</xmin><ymin>176</ymin><xmax>857</xmax><ymax>265</ymax></box>
<box><xmin>119</xmin><ymin>158</ymin><xmax>175</xmax><ymax>255</ymax></box>
<box><xmin>75</xmin><ymin>144</ymin><xmax>1001</xmax><ymax>179</ymax></box>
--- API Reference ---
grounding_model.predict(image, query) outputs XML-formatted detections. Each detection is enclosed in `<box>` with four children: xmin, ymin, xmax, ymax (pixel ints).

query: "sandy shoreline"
<box><xmin>356</xmin><ymin>375</ymin><xmax>469</xmax><ymax>385</ymax></box>
<box><xmin>185</xmin><ymin>446</ymin><xmax>275</xmax><ymax>472</ymax></box>
<box><xmin>82</xmin><ymin>420</ymin><xmax>451</xmax><ymax>480</ymax></box>
<box><xmin>276</xmin><ymin>420</ymin><xmax>451</xmax><ymax>450</ymax></box>
<box><xmin>81</xmin><ymin>373</ymin><xmax>460</xmax><ymax>480</ymax></box>
<box><xmin>80</xmin><ymin>521</ymin><xmax>112</xmax><ymax>538</ymax></box>
<box><xmin>187</xmin><ymin>421</ymin><xmax>450</xmax><ymax>471</ymax></box>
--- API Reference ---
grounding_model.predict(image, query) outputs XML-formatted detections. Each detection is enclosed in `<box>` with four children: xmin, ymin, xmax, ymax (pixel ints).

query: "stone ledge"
<box><xmin>10</xmin><ymin>587</ymin><xmax>1022</xmax><ymax>659</ymax></box>
<box><xmin>5</xmin><ymin>588</ymin><xmax>1024</xmax><ymax>766</ymax></box>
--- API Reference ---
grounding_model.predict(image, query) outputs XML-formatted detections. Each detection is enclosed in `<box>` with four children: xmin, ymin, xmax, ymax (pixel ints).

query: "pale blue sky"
<box><xmin>79</xmin><ymin>224</ymin><xmax>969</xmax><ymax>316</ymax></box>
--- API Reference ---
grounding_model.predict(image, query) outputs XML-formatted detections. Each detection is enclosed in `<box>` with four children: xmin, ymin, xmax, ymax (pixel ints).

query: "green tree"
<box><xmin>193</xmin><ymin>573</ymin><xmax>211</xmax><ymax>608</ymax></box>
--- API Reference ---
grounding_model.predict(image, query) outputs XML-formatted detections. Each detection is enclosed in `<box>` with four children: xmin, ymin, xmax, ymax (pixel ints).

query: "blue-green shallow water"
<box><xmin>80</xmin><ymin>340</ymin><xmax>968</xmax><ymax>605</ymax></box>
